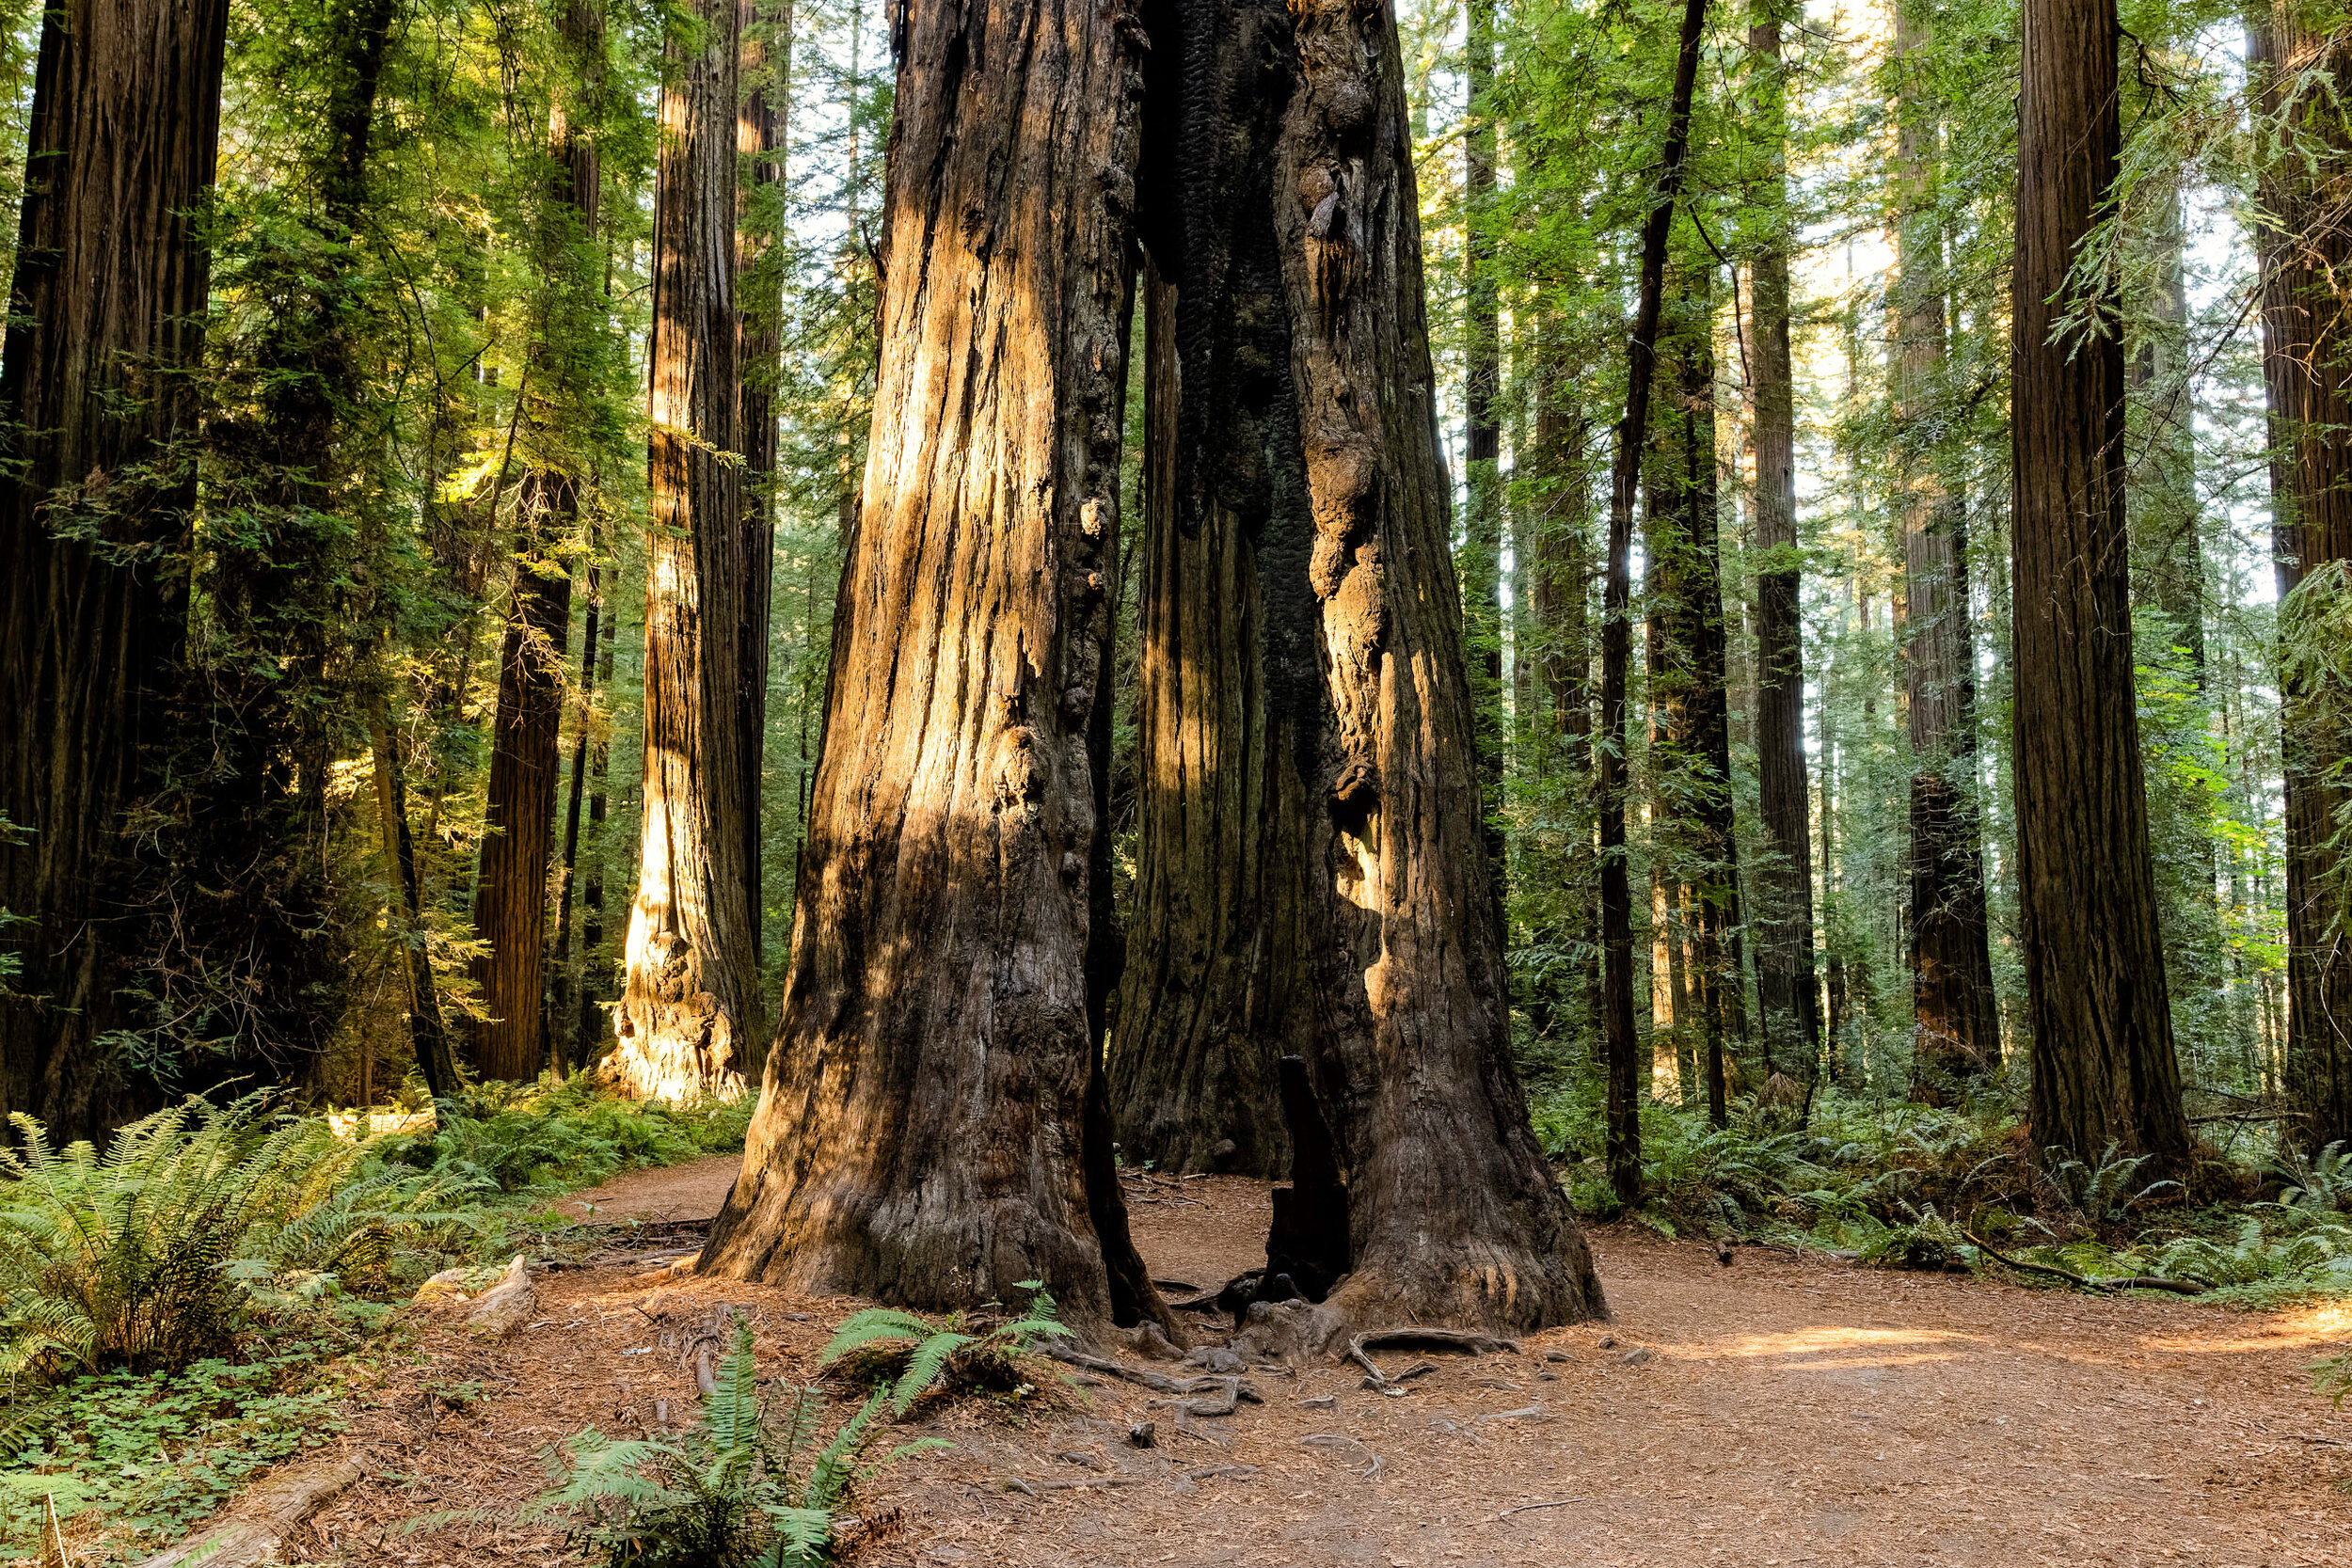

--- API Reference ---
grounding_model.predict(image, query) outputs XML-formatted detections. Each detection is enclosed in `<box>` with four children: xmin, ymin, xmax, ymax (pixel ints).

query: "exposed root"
<box><xmin>1346</xmin><ymin>1327</ymin><xmax>1520</xmax><ymax>1386</ymax></box>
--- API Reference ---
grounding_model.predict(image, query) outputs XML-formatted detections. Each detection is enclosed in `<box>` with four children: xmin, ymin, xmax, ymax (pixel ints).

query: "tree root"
<box><xmin>1045</xmin><ymin>1343</ymin><xmax>1263</xmax><ymax>1404</ymax></box>
<box><xmin>1963</xmin><ymin>1232</ymin><xmax>2207</xmax><ymax>1296</ymax></box>
<box><xmin>1346</xmin><ymin>1327</ymin><xmax>1520</xmax><ymax>1386</ymax></box>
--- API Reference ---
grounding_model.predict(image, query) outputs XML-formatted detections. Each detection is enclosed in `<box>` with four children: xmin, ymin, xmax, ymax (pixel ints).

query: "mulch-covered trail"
<box><xmin>291</xmin><ymin>1156</ymin><xmax>2352</xmax><ymax>1567</ymax></box>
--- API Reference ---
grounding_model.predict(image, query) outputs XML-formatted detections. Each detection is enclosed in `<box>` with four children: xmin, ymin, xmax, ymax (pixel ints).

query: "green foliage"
<box><xmin>375</xmin><ymin>1078</ymin><xmax>754</xmax><ymax>1196</ymax></box>
<box><xmin>1854</xmin><ymin>1204</ymin><xmax>1970</xmax><ymax>1273</ymax></box>
<box><xmin>0</xmin><ymin>1343</ymin><xmax>348</xmax><ymax>1560</ymax></box>
<box><xmin>818</xmin><ymin>1282</ymin><xmax>1073</xmax><ymax>1415</ymax></box>
<box><xmin>0</xmin><ymin>1093</ymin><xmax>431</xmax><ymax>1381</ymax></box>
<box><xmin>2041</xmin><ymin>1144</ymin><xmax>2182</xmax><ymax>1225</ymax></box>
<box><xmin>2152</xmin><ymin>1216</ymin><xmax>2352</xmax><ymax>1298</ymax></box>
<box><xmin>532</xmin><ymin>1321</ymin><xmax>945</xmax><ymax>1568</ymax></box>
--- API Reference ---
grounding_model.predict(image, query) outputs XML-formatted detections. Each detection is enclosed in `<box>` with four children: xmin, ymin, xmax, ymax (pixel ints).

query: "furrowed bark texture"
<box><xmin>611</xmin><ymin>0</ymin><xmax>765</xmax><ymax>1101</ymax></box>
<box><xmin>0</xmin><ymin>0</ymin><xmax>229</xmax><ymax>1134</ymax></box>
<box><xmin>1262</xmin><ymin>0</ymin><xmax>1602</xmax><ymax>1332</ymax></box>
<box><xmin>700</xmin><ymin>0</ymin><xmax>1167</xmax><ymax>1328</ymax></box>
<box><xmin>1895</xmin><ymin>0</ymin><xmax>1998</xmax><ymax>1101</ymax></box>
<box><xmin>1108</xmin><ymin>0</ymin><xmax>1312</xmax><ymax>1179</ymax></box>
<box><xmin>2011</xmin><ymin>0</ymin><xmax>2189</xmax><ymax>1165</ymax></box>
<box><xmin>1746</xmin><ymin>6</ymin><xmax>1820</xmax><ymax>1091</ymax></box>
<box><xmin>2253</xmin><ymin>8</ymin><xmax>2352</xmax><ymax>1156</ymax></box>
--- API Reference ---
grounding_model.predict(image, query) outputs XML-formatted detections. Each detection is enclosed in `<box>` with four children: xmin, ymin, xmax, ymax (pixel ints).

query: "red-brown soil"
<box><xmin>287</xmin><ymin>1156</ymin><xmax>2352</xmax><ymax>1567</ymax></box>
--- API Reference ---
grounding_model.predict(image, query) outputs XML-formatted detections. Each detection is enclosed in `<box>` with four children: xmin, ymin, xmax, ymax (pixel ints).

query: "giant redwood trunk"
<box><xmin>0</xmin><ymin>0</ymin><xmax>229</xmax><ymax>1135</ymax></box>
<box><xmin>1745</xmin><ymin>4</ymin><xmax>1820</xmax><ymax>1094</ymax></box>
<box><xmin>1257</xmin><ymin>0</ymin><xmax>1599</xmax><ymax>1330</ymax></box>
<box><xmin>2253</xmin><ymin>9</ymin><xmax>2352</xmax><ymax>1157</ymax></box>
<box><xmin>1895</xmin><ymin>0</ymin><xmax>1998</xmax><ymax>1102</ymax></box>
<box><xmin>2011</xmin><ymin>0</ymin><xmax>2190</xmax><ymax>1166</ymax></box>
<box><xmin>699</xmin><ymin>0</ymin><xmax>1166</xmax><ymax>1325</ymax></box>
<box><xmin>609</xmin><ymin>0</ymin><xmax>765</xmax><ymax>1101</ymax></box>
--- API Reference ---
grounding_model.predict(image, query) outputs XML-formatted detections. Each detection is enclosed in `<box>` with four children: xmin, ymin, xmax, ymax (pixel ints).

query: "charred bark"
<box><xmin>2011</xmin><ymin>0</ymin><xmax>2190</xmax><ymax>1165</ymax></box>
<box><xmin>610</xmin><ymin>0</ymin><xmax>765</xmax><ymax>1101</ymax></box>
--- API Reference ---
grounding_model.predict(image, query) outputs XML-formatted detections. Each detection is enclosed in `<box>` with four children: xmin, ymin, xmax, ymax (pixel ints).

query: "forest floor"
<box><xmin>283</xmin><ymin>1156</ymin><xmax>2352</xmax><ymax>1567</ymax></box>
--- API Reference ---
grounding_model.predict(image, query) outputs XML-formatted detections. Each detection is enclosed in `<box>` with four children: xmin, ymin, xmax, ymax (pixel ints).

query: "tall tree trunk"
<box><xmin>1896</xmin><ymin>0</ymin><xmax>2000</xmax><ymax>1103</ymax></box>
<box><xmin>0</xmin><ymin>0</ymin><xmax>229</xmax><ymax>1135</ymax></box>
<box><xmin>1263</xmin><ymin>0</ymin><xmax>1600</xmax><ymax>1330</ymax></box>
<box><xmin>2012</xmin><ymin>0</ymin><xmax>2190</xmax><ymax>1165</ymax></box>
<box><xmin>1601</xmin><ymin>0</ymin><xmax>1709</xmax><ymax>1207</ymax></box>
<box><xmin>371</xmin><ymin>694</ymin><xmax>461</xmax><ymax>1099</ymax></box>
<box><xmin>1746</xmin><ymin>2</ymin><xmax>1820</xmax><ymax>1096</ymax></box>
<box><xmin>1462</xmin><ymin>0</ymin><xmax>1505</xmax><ymax>871</ymax></box>
<box><xmin>2131</xmin><ymin>178</ymin><xmax>2204</xmax><ymax>673</ymax></box>
<box><xmin>610</xmin><ymin>0</ymin><xmax>765</xmax><ymax>1101</ymax></box>
<box><xmin>578</xmin><ymin>583</ymin><xmax>618</xmax><ymax>1064</ymax></box>
<box><xmin>2253</xmin><ymin>9</ymin><xmax>2352</xmax><ymax>1157</ymax></box>
<box><xmin>700</xmin><ymin>0</ymin><xmax>1167</xmax><ymax>1327</ymax></box>
<box><xmin>1525</xmin><ymin>330</ymin><xmax>1596</xmax><ymax>1045</ymax></box>
<box><xmin>549</xmin><ymin>542</ymin><xmax>602</xmax><ymax>1073</ymax></box>
<box><xmin>736</xmin><ymin>0</ymin><xmax>790</xmax><ymax>980</ymax></box>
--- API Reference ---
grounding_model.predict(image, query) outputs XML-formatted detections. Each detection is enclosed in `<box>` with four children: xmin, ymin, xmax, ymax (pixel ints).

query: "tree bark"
<box><xmin>1462</xmin><ymin>0</ymin><xmax>1505</xmax><ymax>870</ymax></box>
<box><xmin>1600</xmin><ymin>0</ymin><xmax>1708</xmax><ymax>1207</ymax></box>
<box><xmin>699</xmin><ymin>0</ymin><xmax>1167</xmax><ymax>1327</ymax></box>
<box><xmin>2252</xmin><ymin>8</ymin><xmax>2352</xmax><ymax>1157</ymax></box>
<box><xmin>2011</xmin><ymin>0</ymin><xmax>2190</xmax><ymax>1165</ymax></box>
<box><xmin>609</xmin><ymin>0</ymin><xmax>765</xmax><ymax>1101</ymax></box>
<box><xmin>1895</xmin><ymin>0</ymin><xmax>1999</xmax><ymax>1103</ymax></box>
<box><xmin>0</xmin><ymin>0</ymin><xmax>229</xmax><ymax>1135</ymax></box>
<box><xmin>1745</xmin><ymin>4</ymin><xmax>1820</xmax><ymax>1096</ymax></box>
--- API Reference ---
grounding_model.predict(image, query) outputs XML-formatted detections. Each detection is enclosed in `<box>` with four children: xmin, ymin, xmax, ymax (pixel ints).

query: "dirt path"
<box><xmin>297</xmin><ymin>1157</ymin><xmax>2352</xmax><ymax>1566</ymax></box>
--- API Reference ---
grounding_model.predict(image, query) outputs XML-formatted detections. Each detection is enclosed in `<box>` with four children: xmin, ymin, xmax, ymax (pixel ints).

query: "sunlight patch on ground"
<box><xmin>2138</xmin><ymin>1301</ymin><xmax>2352</xmax><ymax>1356</ymax></box>
<box><xmin>1669</xmin><ymin>1325</ymin><xmax>1988</xmax><ymax>1367</ymax></box>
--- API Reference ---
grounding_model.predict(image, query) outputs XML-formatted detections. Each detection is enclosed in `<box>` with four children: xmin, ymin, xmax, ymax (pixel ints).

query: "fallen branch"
<box><xmin>1500</xmin><ymin>1497</ymin><xmax>1580</xmax><ymax>1519</ymax></box>
<box><xmin>1963</xmin><ymin>1232</ymin><xmax>2207</xmax><ymax>1297</ymax></box>
<box><xmin>1346</xmin><ymin>1327</ymin><xmax>1518</xmax><ymax>1386</ymax></box>
<box><xmin>134</xmin><ymin>1449</ymin><xmax>372</xmax><ymax>1568</ymax></box>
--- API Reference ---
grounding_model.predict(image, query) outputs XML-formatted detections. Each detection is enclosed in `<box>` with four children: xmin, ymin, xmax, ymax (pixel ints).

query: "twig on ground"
<box><xmin>1500</xmin><ymin>1498</ymin><xmax>1580</xmax><ymax>1518</ymax></box>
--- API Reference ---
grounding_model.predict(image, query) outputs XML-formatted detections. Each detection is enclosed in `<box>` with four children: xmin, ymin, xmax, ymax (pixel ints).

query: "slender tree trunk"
<box><xmin>0</xmin><ymin>0</ymin><xmax>229</xmax><ymax>1135</ymax></box>
<box><xmin>548</xmin><ymin>538</ymin><xmax>603</xmax><ymax>1071</ymax></box>
<box><xmin>1896</xmin><ymin>0</ymin><xmax>1999</xmax><ymax>1103</ymax></box>
<box><xmin>1601</xmin><ymin>0</ymin><xmax>1708</xmax><ymax>1207</ymax></box>
<box><xmin>700</xmin><ymin>0</ymin><xmax>1168</xmax><ymax>1327</ymax></box>
<box><xmin>2012</xmin><ymin>0</ymin><xmax>2190</xmax><ymax>1165</ymax></box>
<box><xmin>1463</xmin><ymin>0</ymin><xmax>1505</xmax><ymax>871</ymax></box>
<box><xmin>578</xmin><ymin>584</ymin><xmax>618</xmax><ymax>1064</ymax></box>
<box><xmin>610</xmin><ymin>0</ymin><xmax>765</xmax><ymax>1101</ymax></box>
<box><xmin>736</xmin><ymin>0</ymin><xmax>790</xmax><ymax>981</ymax></box>
<box><xmin>2252</xmin><ymin>8</ymin><xmax>2352</xmax><ymax>1157</ymax></box>
<box><xmin>1525</xmin><ymin>333</ymin><xmax>1596</xmax><ymax>1045</ymax></box>
<box><xmin>371</xmin><ymin>695</ymin><xmax>461</xmax><ymax>1099</ymax></box>
<box><xmin>1746</xmin><ymin>3</ymin><xmax>1820</xmax><ymax>1097</ymax></box>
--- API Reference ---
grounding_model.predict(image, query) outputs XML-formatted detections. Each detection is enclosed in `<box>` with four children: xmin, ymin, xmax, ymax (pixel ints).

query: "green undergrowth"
<box><xmin>1531</xmin><ymin>1074</ymin><xmax>2352</xmax><ymax>1310</ymax></box>
<box><xmin>0</xmin><ymin>1078</ymin><xmax>752</xmax><ymax>1561</ymax></box>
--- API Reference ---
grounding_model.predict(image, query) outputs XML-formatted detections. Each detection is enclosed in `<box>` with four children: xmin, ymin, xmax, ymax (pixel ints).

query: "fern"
<box><xmin>533</xmin><ymin>1322</ymin><xmax>946</xmax><ymax>1567</ymax></box>
<box><xmin>819</xmin><ymin>1283</ymin><xmax>1072</xmax><ymax>1416</ymax></box>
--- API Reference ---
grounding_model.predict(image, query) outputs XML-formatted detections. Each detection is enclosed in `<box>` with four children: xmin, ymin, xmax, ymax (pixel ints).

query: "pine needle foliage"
<box><xmin>532</xmin><ymin>1320</ymin><xmax>945</xmax><ymax>1568</ymax></box>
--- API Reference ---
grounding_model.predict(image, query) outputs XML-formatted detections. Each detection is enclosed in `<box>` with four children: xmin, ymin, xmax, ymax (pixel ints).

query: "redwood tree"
<box><xmin>2253</xmin><ymin>6</ymin><xmax>2352</xmax><ymax>1157</ymax></box>
<box><xmin>2010</xmin><ymin>0</ymin><xmax>2190</xmax><ymax>1165</ymax></box>
<box><xmin>0</xmin><ymin>0</ymin><xmax>230</xmax><ymax>1134</ymax></box>
<box><xmin>1895</xmin><ymin>0</ymin><xmax>1999</xmax><ymax>1101</ymax></box>
<box><xmin>609</xmin><ymin>0</ymin><xmax>765</xmax><ymax>1101</ymax></box>
<box><xmin>700</xmin><ymin>0</ymin><xmax>1164</xmax><ymax>1323</ymax></box>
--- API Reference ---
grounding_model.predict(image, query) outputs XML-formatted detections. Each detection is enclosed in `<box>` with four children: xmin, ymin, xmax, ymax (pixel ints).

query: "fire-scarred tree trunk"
<box><xmin>2012</xmin><ymin>0</ymin><xmax>2190</xmax><ymax>1165</ymax></box>
<box><xmin>1746</xmin><ymin>1</ymin><xmax>1820</xmax><ymax>1096</ymax></box>
<box><xmin>2253</xmin><ymin>8</ymin><xmax>2352</xmax><ymax>1157</ymax></box>
<box><xmin>0</xmin><ymin>0</ymin><xmax>229</xmax><ymax>1135</ymax></box>
<box><xmin>1895</xmin><ymin>0</ymin><xmax>1999</xmax><ymax>1102</ymax></box>
<box><xmin>698</xmin><ymin>0</ymin><xmax>1167</xmax><ymax>1326</ymax></box>
<box><xmin>1261</xmin><ymin>0</ymin><xmax>1602</xmax><ymax>1330</ymax></box>
<box><xmin>609</xmin><ymin>0</ymin><xmax>764</xmax><ymax>1101</ymax></box>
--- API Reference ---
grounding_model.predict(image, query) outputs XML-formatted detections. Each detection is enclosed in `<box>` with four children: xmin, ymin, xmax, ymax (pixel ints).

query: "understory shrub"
<box><xmin>375</xmin><ymin>1077</ymin><xmax>755</xmax><ymax>1196</ymax></box>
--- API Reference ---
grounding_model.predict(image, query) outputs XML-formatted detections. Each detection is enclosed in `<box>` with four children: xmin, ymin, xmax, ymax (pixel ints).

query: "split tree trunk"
<box><xmin>1894</xmin><ymin>0</ymin><xmax>1999</xmax><ymax>1102</ymax></box>
<box><xmin>700</xmin><ymin>0</ymin><xmax>1167</xmax><ymax>1327</ymax></box>
<box><xmin>610</xmin><ymin>0</ymin><xmax>765</xmax><ymax>1101</ymax></box>
<box><xmin>0</xmin><ymin>0</ymin><xmax>230</xmax><ymax>1135</ymax></box>
<box><xmin>2252</xmin><ymin>8</ymin><xmax>2352</xmax><ymax>1156</ymax></box>
<box><xmin>2011</xmin><ymin>0</ymin><xmax>2190</xmax><ymax>1165</ymax></box>
<box><xmin>1745</xmin><ymin>3</ymin><xmax>1820</xmax><ymax>1095</ymax></box>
